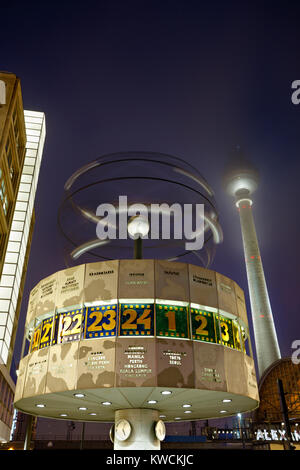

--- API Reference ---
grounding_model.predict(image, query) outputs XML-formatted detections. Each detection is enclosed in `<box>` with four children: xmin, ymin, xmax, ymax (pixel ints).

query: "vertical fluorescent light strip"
<box><xmin>0</xmin><ymin>111</ymin><xmax>46</xmax><ymax>363</ymax></box>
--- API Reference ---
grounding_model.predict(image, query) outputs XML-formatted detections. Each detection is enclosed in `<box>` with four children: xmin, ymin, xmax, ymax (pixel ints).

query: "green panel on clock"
<box><xmin>156</xmin><ymin>304</ymin><xmax>189</xmax><ymax>339</ymax></box>
<box><xmin>191</xmin><ymin>308</ymin><xmax>216</xmax><ymax>343</ymax></box>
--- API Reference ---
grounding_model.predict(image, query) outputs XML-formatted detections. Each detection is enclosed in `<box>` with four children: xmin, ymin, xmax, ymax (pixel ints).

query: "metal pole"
<box><xmin>20</xmin><ymin>331</ymin><xmax>27</xmax><ymax>360</ymax></box>
<box><xmin>134</xmin><ymin>237</ymin><xmax>143</xmax><ymax>259</ymax></box>
<box><xmin>238</xmin><ymin>416</ymin><xmax>241</xmax><ymax>440</ymax></box>
<box><xmin>24</xmin><ymin>414</ymin><xmax>34</xmax><ymax>450</ymax></box>
<box><xmin>80</xmin><ymin>422</ymin><xmax>85</xmax><ymax>450</ymax></box>
<box><xmin>277</xmin><ymin>378</ymin><xmax>294</xmax><ymax>450</ymax></box>
<box><xmin>191</xmin><ymin>421</ymin><xmax>196</xmax><ymax>437</ymax></box>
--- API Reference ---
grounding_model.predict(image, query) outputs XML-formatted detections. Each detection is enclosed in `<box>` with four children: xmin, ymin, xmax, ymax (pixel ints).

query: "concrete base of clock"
<box><xmin>114</xmin><ymin>408</ymin><xmax>161</xmax><ymax>450</ymax></box>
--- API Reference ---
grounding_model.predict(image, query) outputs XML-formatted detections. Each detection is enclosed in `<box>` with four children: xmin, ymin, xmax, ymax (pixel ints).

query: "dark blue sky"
<box><xmin>2</xmin><ymin>1</ymin><xmax>299</xmax><ymax>384</ymax></box>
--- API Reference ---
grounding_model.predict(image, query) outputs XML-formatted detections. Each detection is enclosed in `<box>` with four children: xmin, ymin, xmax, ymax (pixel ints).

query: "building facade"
<box><xmin>255</xmin><ymin>358</ymin><xmax>300</xmax><ymax>423</ymax></box>
<box><xmin>0</xmin><ymin>72</ymin><xmax>46</xmax><ymax>441</ymax></box>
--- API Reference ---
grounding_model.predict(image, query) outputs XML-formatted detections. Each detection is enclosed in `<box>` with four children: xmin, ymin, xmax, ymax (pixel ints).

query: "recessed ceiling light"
<box><xmin>159</xmin><ymin>415</ymin><xmax>166</xmax><ymax>418</ymax></box>
<box><xmin>78</xmin><ymin>407</ymin><xmax>87</xmax><ymax>411</ymax></box>
<box><xmin>220</xmin><ymin>410</ymin><xmax>227</xmax><ymax>414</ymax></box>
<box><xmin>184</xmin><ymin>410</ymin><xmax>192</xmax><ymax>414</ymax></box>
<box><xmin>101</xmin><ymin>401</ymin><xmax>112</xmax><ymax>406</ymax></box>
<box><xmin>175</xmin><ymin>417</ymin><xmax>181</xmax><ymax>420</ymax></box>
<box><xmin>182</xmin><ymin>404</ymin><xmax>191</xmax><ymax>408</ymax></box>
<box><xmin>35</xmin><ymin>404</ymin><xmax>45</xmax><ymax>408</ymax></box>
<box><xmin>89</xmin><ymin>413</ymin><xmax>97</xmax><ymax>416</ymax></box>
<box><xmin>60</xmin><ymin>414</ymin><xmax>68</xmax><ymax>417</ymax></box>
<box><xmin>148</xmin><ymin>400</ymin><xmax>157</xmax><ymax>404</ymax></box>
<box><xmin>161</xmin><ymin>390</ymin><xmax>172</xmax><ymax>395</ymax></box>
<box><xmin>222</xmin><ymin>399</ymin><xmax>232</xmax><ymax>403</ymax></box>
<box><xmin>74</xmin><ymin>393</ymin><xmax>85</xmax><ymax>398</ymax></box>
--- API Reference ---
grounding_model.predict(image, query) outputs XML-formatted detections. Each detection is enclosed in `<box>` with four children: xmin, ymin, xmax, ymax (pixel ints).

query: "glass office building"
<box><xmin>0</xmin><ymin>72</ymin><xmax>45</xmax><ymax>441</ymax></box>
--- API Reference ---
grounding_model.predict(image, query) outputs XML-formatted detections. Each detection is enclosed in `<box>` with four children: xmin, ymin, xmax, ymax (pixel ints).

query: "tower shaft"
<box><xmin>237</xmin><ymin>198</ymin><xmax>281</xmax><ymax>376</ymax></box>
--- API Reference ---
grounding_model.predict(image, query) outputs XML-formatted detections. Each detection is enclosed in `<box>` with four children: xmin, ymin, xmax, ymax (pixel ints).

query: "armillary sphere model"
<box><xmin>14</xmin><ymin>152</ymin><xmax>259</xmax><ymax>450</ymax></box>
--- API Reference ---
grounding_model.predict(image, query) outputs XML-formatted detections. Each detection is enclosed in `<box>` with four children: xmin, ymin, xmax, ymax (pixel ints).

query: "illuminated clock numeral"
<box><xmin>122</xmin><ymin>309</ymin><xmax>137</xmax><ymax>329</ymax></box>
<box><xmin>122</xmin><ymin>308</ymin><xmax>152</xmax><ymax>329</ymax></box>
<box><xmin>87</xmin><ymin>309</ymin><xmax>116</xmax><ymax>332</ymax></box>
<box><xmin>120</xmin><ymin>305</ymin><xmax>154</xmax><ymax>336</ymax></box>
<box><xmin>59</xmin><ymin>310</ymin><xmax>84</xmax><ymax>342</ymax></box>
<box><xmin>88</xmin><ymin>311</ymin><xmax>103</xmax><ymax>331</ymax></box>
<box><xmin>62</xmin><ymin>313</ymin><xmax>82</xmax><ymax>336</ymax></box>
<box><xmin>40</xmin><ymin>321</ymin><xmax>53</xmax><ymax>347</ymax></box>
<box><xmin>233</xmin><ymin>323</ymin><xmax>241</xmax><ymax>350</ymax></box>
<box><xmin>137</xmin><ymin>308</ymin><xmax>152</xmax><ymax>329</ymax></box>
<box><xmin>102</xmin><ymin>310</ymin><xmax>116</xmax><ymax>330</ymax></box>
<box><xmin>216</xmin><ymin>317</ymin><xmax>234</xmax><ymax>347</ymax></box>
<box><xmin>30</xmin><ymin>327</ymin><xmax>41</xmax><ymax>352</ymax></box>
<box><xmin>165</xmin><ymin>310</ymin><xmax>176</xmax><ymax>331</ymax></box>
<box><xmin>191</xmin><ymin>309</ymin><xmax>216</xmax><ymax>343</ymax></box>
<box><xmin>195</xmin><ymin>314</ymin><xmax>209</xmax><ymax>336</ymax></box>
<box><xmin>220</xmin><ymin>321</ymin><xmax>230</xmax><ymax>342</ymax></box>
<box><xmin>156</xmin><ymin>304</ymin><xmax>189</xmax><ymax>339</ymax></box>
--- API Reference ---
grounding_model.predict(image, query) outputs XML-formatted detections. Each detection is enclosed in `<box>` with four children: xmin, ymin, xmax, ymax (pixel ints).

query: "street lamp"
<box><xmin>127</xmin><ymin>215</ymin><xmax>150</xmax><ymax>259</ymax></box>
<box><xmin>237</xmin><ymin>413</ymin><xmax>245</xmax><ymax>448</ymax></box>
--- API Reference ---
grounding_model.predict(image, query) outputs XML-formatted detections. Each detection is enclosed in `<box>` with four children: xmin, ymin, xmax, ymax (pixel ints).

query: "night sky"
<box><xmin>1</xmin><ymin>0</ymin><xmax>300</xmax><ymax>434</ymax></box>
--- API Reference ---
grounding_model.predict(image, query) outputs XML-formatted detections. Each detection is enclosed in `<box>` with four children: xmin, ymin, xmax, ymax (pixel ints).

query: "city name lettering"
<box><xmin>256</xmin><ymin>428</ymin><xmax>300</xmax><ymax>441</ymax></box>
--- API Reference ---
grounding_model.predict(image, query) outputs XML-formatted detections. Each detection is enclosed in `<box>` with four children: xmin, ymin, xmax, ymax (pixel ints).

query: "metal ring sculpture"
<box><xmin>58</xmin><ymin>152</ymin><xmax>223</xmax><ymax>266</ymax></box>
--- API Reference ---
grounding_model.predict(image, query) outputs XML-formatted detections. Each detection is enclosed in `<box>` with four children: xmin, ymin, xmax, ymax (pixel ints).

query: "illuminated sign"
<box><xmin>191</xmin><ymin>308</ymin><xmax>216</xmax><ymax>343</ymax></box>
<box><xmin>39</xmin><ymin>317</ymin><xmax>54</xmax><ymax>348</ymax></box>
<box><xmin>27</xmin><ymin>301</ymin><xmax>246</xmax><ymax>353</ymax></box>
<box><xmin>84</xmin><ymin>304</ymin><xmax>118</xmax><ymax>338</ymax></box>
<box><xmin>52</xmin><ymin>313</ymin><xmax>60</xmax><ymax>345</ymax></box>
<box><xmin>30</xmin><ymin>322</ymin><xmax>42</xmax><ymax>352</ymax></box>
<box><xmin>256</xmin><ymin>429</ymin><xmax>300</xmax><ymax>442</ymax></box>
<box><xmin>156</xmin><ymin>304</ymin><xmax>189</xmax><ymax>339</ymax></box>
<box><xmin>216</xmin><ymin>315</ymin><xmax>235</xmax><ymax>348</ymax></box>
<box><xmin>232</xmin><ymin>321</ymin><xmax>242</xmax><ymax>351</ymax></box>
<box><xmin>57</xmin><ymin>308</ymin><xmax>85</xmax><ymax>343</ymax></box>
<box><xmin>119</xmin><ymin>303</ymin><xmax>154</xmax><ymax>336</ymax></box>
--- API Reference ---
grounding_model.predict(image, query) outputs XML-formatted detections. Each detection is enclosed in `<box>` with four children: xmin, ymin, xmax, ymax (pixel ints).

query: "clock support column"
<box><xmin>114</xmin><ymin>409</ymin><xmax>161</xmax><ymax>450</ymax></box>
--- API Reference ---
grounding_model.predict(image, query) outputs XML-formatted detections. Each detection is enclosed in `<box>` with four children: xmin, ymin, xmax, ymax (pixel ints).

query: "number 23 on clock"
<box><xmin>85</xmin><ymin>304</ymin><xmax>118</xmax><ymax>338</ymax></box>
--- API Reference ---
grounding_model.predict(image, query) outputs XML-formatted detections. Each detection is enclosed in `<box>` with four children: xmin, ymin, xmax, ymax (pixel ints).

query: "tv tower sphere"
<box><xmin>223</xmin><ymin>147</ymin><xmax>281</xmax><ymax>377</ymax></box>
<box><xmin>224</xmin><ymin>159</ymin><xmax>259</xmax><ymax>199</ymax></box>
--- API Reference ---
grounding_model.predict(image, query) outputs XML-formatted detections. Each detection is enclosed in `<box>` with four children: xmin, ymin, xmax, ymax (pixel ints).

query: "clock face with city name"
<box><xmin>115</xmin><ymin>419</ymin><xmax>132</xmax><ymax>441</ymax></box>
<box><xmin>155</xmin><ymin>420</ymin><xmax>166</xmax><ymax>441</ymax></box>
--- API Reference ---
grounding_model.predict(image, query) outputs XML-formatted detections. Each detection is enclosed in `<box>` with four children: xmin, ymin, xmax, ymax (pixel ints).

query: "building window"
<box><xmin>5</xmin><ymin>142</ymin><xmax>18</xmax><ymax>189</ymax></box>
<box><xmin>0</xmin><ymin>167</ymin><xmax>9</xmax><ymax>216</ymax></box>
<box><xmin>0</xmin><ymin>371</ymin><xmax>14</xmax><ymax>428</ymax></box>
<box><xmin>13</xmin><ymin>105</ymin><xmax>25</xmax><ymax>164</ymax></box>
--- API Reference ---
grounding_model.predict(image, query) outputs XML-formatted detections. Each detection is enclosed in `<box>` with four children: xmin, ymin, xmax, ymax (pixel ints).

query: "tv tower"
<box><xmin>223</xmin><ymin>147</ymin><xmax>281</xmax><ymax>377</ymax></box>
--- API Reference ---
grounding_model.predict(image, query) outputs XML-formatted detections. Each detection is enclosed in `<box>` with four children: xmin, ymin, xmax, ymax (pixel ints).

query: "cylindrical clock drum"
<box><xmin>14</xmin><ymin>260</ymin><xmax>259</xmax><ymax>449</ymax></box>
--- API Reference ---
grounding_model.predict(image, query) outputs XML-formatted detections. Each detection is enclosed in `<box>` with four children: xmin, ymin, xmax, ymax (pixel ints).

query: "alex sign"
<box><xmin>256</xmin><ymin>429</ymin><xmax>300</xmax><ymax>441</ymax></box>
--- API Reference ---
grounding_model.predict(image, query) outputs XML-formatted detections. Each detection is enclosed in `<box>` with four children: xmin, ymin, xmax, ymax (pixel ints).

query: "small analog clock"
<box><xmin>109</xmin><ymin>424</ymin><xmax>115</xmax><ymax>443</ymax></box>
<box><xmin>155</xmin><ymin>420</ymin><xmax>166</xmax><ymax>441</ymax></box>
<box><xmin>115</xmin><ymin>419</ymin><xmax>132</xmax><ymax>441</ymax></box>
